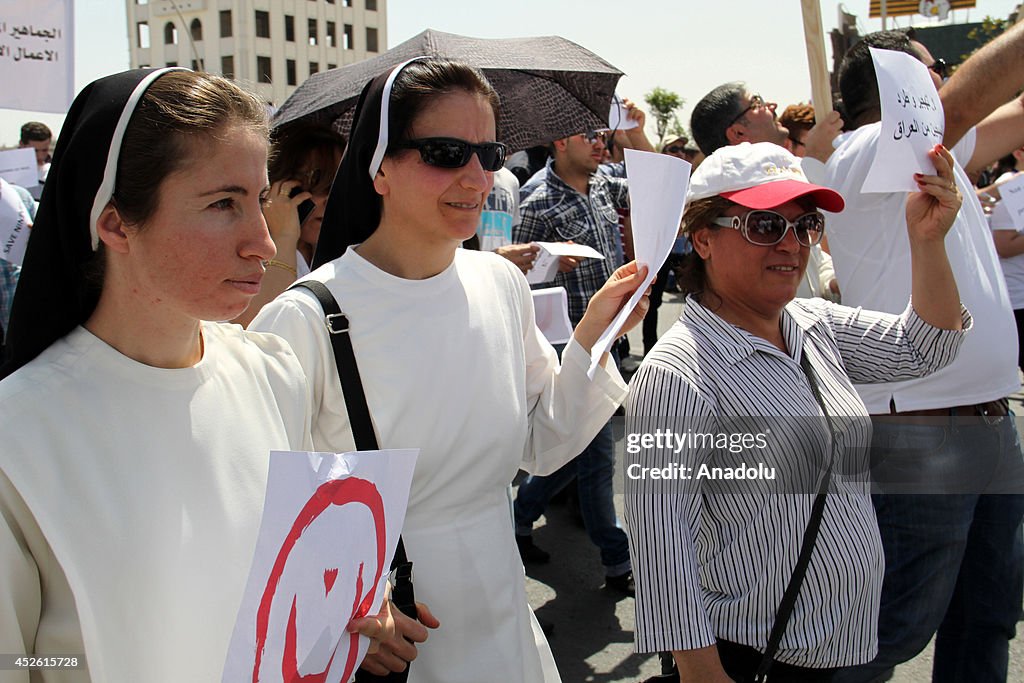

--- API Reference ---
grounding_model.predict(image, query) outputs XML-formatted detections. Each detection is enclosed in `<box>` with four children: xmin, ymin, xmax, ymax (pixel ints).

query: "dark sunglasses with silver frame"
<box><xmin>391</xmin><ymin>137</ymin><xmax>507</xmax><ymax>171</ymax></box>
<box><xmin>713</xmin><ymin>209</ymin><xmax>826</xmax><ymax>247</ymax></box>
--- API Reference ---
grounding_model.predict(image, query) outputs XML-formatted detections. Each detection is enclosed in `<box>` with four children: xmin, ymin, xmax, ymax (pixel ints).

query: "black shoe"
<box><xmin>516</xmin><ymin>534</ymin><xmax>550</xmax><ymax>564</ymax></box>
<box><xmin>605</xmin><ymin>570</ymin><xmax>635</xmax><ymax>597</ymax></box>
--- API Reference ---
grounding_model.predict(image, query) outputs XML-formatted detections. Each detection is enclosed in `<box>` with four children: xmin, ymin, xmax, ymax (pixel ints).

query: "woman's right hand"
<box><xmin>672</xmin><ymin>646</ymin><xmax>736</xmax><ymax>683</ymax></box>
<box><xmin>906</xmin><ymin>144</ymin><xmax>962</xmax><ymax>245</ymax></box>
<box><xmin>358</xmin><ymin>599</ymin><xmax>440</xmax><ymax>675</ymax></box>
<box><xmin>262</xmin><ymin>179</ymin><xmax>311</xmax><ymax>250</ymax></box>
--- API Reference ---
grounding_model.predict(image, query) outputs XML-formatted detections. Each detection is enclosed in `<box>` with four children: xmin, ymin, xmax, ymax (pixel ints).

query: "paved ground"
<box><xmin>519</xmin><ymin>288</ymin><xmax>1023</xmax><ymax>682</ymax></box>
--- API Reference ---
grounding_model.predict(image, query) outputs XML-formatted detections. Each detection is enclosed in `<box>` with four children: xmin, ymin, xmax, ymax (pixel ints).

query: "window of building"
<box><xmin>191</xmin><ymin>58</ymin><xmax>204</xmax><ymax>71</ymax></box>
<box><xmin>310</xmin><ymin>61</ymin><xmax>319</xmax><ymax>75</ymax></box>
<box><xmin>255</xmin><ymin>10</ymin><xmax>270</xmax><ymax>39</ymax></box>
<box><xmin>326</xmin><ymin>21</ymin><xmax>336</xmax><ymax>47</ymax></box>
<box><xmin>221</xmin><ymin>55</ymin><xmax>235</xmax><ymax>79</ymax></box>
<box><xmin>308</xmin><ymin>18</ymin><xmax>317</xmax><ymax>46</ymax></box>
<box><xmin>164</xmin><ymin>22</ymin><xmax>177</xmax><ymax>45</ymax></box>
<box><xmin>327</xmin><ymin>63</ymin><xmax>336</xmax><ymax>70</ymax></box>
<box><xmin>366</xmin><ymin>0</ymin><xmax>377</xmax><ymax>10</ymax></box>
<box><xmin>136</xmin><ymin>22</ymin><xmax>150</xmax><ymax>49</ymax></box>
<box><xmin>343</xmin><ymin>24</ymin><xmax>353</xmax><ymax>50</ymax></box>
<box><xmin>285</xmin><ymin>15</ymin><xmax>295</xmax><ymax>42</ymax></box>
<box><xmin>366</xmin><ymin>27</ymin><xmax>378</xmax><ymax>52</ymax></box>
<box><xmin>136</xmin><ymin>0</ymin><xmax>148</xmax><ymax>5</ymax></box>
<box><xmin>190</xmin><ymin>18</ymin><xmax>202</xmax><ymax>42</ymax></box>
<box><xmin>257</xmin><ymin>56</ymin><xmax>272</xmax><ymax>83</ymax></box>
<box><xmin>219</xmin><ymin>10</ymin><xmax>232</xmax><ymax>38</ymax></box>
<box><xmin>343</xmin><ymin>0</ymin><xmax>352</xmax><ymax>6</ymax></box>
<box><xmin>286</xmin><ymin>59</ymin><xmax>297</xmax><ymax>86</ymax></box>
<box><xmin>166</xmin><ymin>61</ymin><xmax>178</xmax><ymax>67</ymax></box>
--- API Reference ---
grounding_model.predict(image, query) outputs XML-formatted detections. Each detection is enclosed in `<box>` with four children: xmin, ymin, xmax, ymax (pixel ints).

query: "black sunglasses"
<box><xmin>391</xmin><ymin>137</ymin><xmax>507</xmax><ymax>171</ymax></box>
<box><xmin>727</xmin><ymin>94</ymin><xmax>768</xmax><ymax>128</ymax></box>
<box><xmin>713</xmin><ymin>210</ymin><xmax>825</xmax><ymax>247</ymax></box>
<box><xmin>928</xmin><ymin>58</ymin><xmax>948</xmax><ymax>80</ymax></box>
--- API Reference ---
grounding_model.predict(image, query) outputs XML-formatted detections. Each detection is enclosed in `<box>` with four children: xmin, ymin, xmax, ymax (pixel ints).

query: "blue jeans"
<box><xmin>513</xmin><ymin>345</ymin><xmax>631</xmax><ymax>576</ymax></box>
<box><xmin>834</xmin><ymin>414</ymin><xmax>1024</xmax><ymax>683</ymax></box>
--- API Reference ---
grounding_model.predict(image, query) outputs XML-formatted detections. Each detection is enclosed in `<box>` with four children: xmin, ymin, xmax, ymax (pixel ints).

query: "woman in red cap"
<box><xmin>626</xmin><ymin>141</ymin><xmax>968</xmax><ymax>682</ymax></box>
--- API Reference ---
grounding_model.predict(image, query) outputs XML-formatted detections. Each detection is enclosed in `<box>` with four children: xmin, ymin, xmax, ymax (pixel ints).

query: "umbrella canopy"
<box><xmin>271</xmin><ymin>29</ymin><xmax>623</xmax><ymax>152</ymax></box>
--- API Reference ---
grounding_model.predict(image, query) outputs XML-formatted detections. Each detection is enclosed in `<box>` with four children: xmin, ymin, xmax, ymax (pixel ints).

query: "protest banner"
<box><xmin>0</xmin><ymin>0</ymin><xmax>74</xmax><ymax>113</ymax></box>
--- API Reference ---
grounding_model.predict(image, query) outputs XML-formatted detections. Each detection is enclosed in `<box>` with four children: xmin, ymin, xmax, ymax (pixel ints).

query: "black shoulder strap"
<box><xmin>290</xmin><ymin>281</ymin><xmax>411</xmax><ymax>572</ymax></box>
<box><xmin>754</xmin><ymin>351</ymin><xmax>835</xmax><ymax>682</ymax></box>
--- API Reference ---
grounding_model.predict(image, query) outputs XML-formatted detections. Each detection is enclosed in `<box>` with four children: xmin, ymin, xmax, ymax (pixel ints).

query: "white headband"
<box><xmin>88</xmin><ymin>67</ymin><xmax>187</xmax><ymax>251</ymax></box>
<box><xmin>367</xmin><ymin>56</ymin><xmax>429</xmax><ymax>180</ymax></box>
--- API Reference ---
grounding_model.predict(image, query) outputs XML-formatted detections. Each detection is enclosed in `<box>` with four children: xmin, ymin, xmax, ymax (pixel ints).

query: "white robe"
<box><xmin>0</xmin><ymin>323</ymin><xmax>313</xmax><ymax>682</ymax></box>
<box><xmin>251</xmin><ymin>247</ymin><xmax>628</xmax><ymax>682</ymax></box>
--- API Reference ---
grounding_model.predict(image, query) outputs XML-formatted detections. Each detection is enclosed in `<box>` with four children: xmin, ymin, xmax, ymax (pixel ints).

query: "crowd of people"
<box><xmin>0</xmin><ymin>17</ymin><xmax>1023</xmax><ymax>683</ymax></box>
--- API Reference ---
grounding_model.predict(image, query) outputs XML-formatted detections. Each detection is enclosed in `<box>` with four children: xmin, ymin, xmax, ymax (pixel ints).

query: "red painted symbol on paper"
<box><xmin>252</xmin><ymin>477</ymin><xmax>387</xmax><ymax>682</ymax></box>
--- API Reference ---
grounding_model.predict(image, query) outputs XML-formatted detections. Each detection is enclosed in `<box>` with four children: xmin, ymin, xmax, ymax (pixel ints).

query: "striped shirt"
<box><xmin>625</xmin><ymin>296</ymin><xmax>970</xmax><ymax>667</ymax></box>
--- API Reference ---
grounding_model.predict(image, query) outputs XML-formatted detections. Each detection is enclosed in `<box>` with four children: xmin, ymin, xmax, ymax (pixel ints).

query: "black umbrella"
<box><xmin>271</xmin><ymin>28</ymin><xmax>623</xmax><ymax>151</ymax></box>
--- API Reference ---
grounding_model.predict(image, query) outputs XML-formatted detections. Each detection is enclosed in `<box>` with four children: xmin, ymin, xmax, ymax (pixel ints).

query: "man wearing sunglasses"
<box><xmin>510</xmin><ymin>125</ymin><xmax>639</xmax><ymax>595</ymax></box>
<box><xmin>804</xmin><ymin>25</ymin><xmax>1024</xmax><ymax>683</ymax></box>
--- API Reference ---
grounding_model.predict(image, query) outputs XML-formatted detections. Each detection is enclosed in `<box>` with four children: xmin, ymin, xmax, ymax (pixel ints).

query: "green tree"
<box><xmin>644</xmin><ymin>87</ymin><xmax>685</xmax><ymax>146</ymax></box>
<box><xmin>961</xmin><ymin>16</ymin><xmax>1007</xmax><ymax>65</ymax></box>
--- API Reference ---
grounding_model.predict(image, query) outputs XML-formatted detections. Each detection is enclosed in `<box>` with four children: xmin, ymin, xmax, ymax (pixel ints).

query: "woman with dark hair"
<box><xmin>0</xmin><ymin>69</ymin><xmax>386</xmax><ymax>681</ymax></box>
<box><xmin>251</xmin><ymin>58</ymin><xmax>650</xmax><ymax>681</ymax></box>
<box><xmin>234</xmin><ymin>123</ymin><xmax>347</xmax><ymax>326</ymax></box>
<box><xmin>626</xmin><ymin>142</ymin><xmax>968</xmax><ymax>682</ymax></box>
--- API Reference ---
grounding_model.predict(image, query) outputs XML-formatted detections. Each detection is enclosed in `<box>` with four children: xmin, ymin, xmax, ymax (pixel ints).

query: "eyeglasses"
<box><xmin>713</xmin><ymin>209</ymin><xmax>825</xmax><ymax>247</ymax></box>
<box><xmin>391</xmin><ymin>137</ymin><xmax>507</xmax><ymax>171</ymax></box>
<box><xmin>727</xmin><ymin>94</ymin><xmax>769</xmax><ymax>127</ymax></box>
<box><xmin>581</xmin><ymin>130</ymin><xmax>610</xmax><ymax>145</ymax></box>
<box><xmin>927</xmin><ymin>58</ymin><xmax>948</xmax><ymax>80</ymax></box>
<box><xmin>666</xmin><ymin>145</ymin><xmax>687</xmax><ymax>154</ymax></box>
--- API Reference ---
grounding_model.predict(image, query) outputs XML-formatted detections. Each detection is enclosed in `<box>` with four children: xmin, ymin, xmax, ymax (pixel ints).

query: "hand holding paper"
<box><xmin>526</xmin><ymin>241</ymin><xmax>605</xmax><ymax>284</ymax></box>
<box><xmin>222</xmin><ymin>448</ymin><xmax>419</xmax><ymax>683</ymax></box>
<box><xmin>358</xmin><ymin>599</ymin><xmax>440</xmax><ymax>676</ymax></box>
<box><xmin>573</xmin><ymin>261</ymin><xmax>651</xmax><ymax>355</ymax></box>
<box><xmin>906</xmin><ymin>144</ymin><xmax>962</xmax><ymax>244</ymax></box>
<box><xmin>863</xmin><ymin>47</ymin><xmax>945</xmax><ymax>193</ymax></box>
<box><xmin>584</xmin><ymin>149</ymin><xmax>690</xmax><ymax>378</ymax></box>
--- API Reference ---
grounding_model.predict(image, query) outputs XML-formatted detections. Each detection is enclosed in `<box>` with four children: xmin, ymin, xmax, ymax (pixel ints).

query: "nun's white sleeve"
<box><xmin>512</xmin><ymin>264</ymin><xmax>629</xmax><ymax>476</ymax></box>
<box><xmin>0</xmin><ymin>470</ymin><xmax>43</xmax><ymax>683</ymax></box>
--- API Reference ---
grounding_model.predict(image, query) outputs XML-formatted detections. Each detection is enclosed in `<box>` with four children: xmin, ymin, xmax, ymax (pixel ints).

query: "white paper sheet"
<box><xmin>0</xmin><ymin>0</ymin><xmax>75</xmax><ymax>113</ymax></box>
<box><xmin>526</xmin><ymin>241</ymin><xmax>605</xmax><ymax>285</ymax></box>
<box><xmin>0</xmin><ymin>178</ymin><xmax>31</xmax><ymax>265</ymax></box>
<box><xmin>608</xmin><ymin>94</ymin><xmax>639</xmax><ymax>131</ymax></box>
<box><xmin>998</xmin><ymin>174</ymin><xmax>1024</xmax><ymax>231</ymax></box>
<box><xmin>862</xmin><ymin>47</ymin><xmax>945</xmax><ymax>194</ymax></box>
<box><xmin>0</xmin><ymin>148</ymin><xmax>38</xmax><ymax>190</ymax></box>
<box><xmin>223</xmin><ymin>448</ymin><xmax>419</xmax><ymax>683</ymax></box>
<box><xmin>532</xmin><ymin>287</ymin><xmax>574</xmax><ymax>345</ymax></box>
<box><xmin>587</xmin><ymin>149</ymin><xmax>690</xmax><ymax>378</ymax></box>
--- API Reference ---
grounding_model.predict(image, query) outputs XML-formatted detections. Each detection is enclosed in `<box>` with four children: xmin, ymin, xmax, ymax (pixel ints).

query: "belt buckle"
<box><xmin>978</xmin><ymin>400</ymin><xmax>1006</xmax><ymax>426</ymax></box>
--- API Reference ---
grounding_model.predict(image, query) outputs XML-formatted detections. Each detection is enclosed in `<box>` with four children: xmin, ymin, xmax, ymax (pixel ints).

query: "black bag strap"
<box><xmin>754</xmin><ymin>351</ymin><xmax>836</xmax><ymax>682</ymax></box>
<box><xmin>290</xmin><ymin>280</ymin><xmax>412</xmax><ymax>586</ymax></box>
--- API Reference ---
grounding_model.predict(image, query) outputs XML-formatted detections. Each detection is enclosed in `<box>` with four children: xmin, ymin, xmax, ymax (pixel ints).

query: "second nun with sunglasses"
<box><xmin>625</xmin><ymin>142</ymin><xmax>971</xmax><ymax>682</ymax></box>
<box><xmin>251</xmin><ymin>58</ymin><xmax>651</xmax><ymax>682</ymax></box>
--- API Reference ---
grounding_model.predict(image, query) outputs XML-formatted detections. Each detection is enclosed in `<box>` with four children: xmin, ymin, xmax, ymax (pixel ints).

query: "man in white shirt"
<box><xmin>802</xmin><ymin>27</ymin><xmax>1024</xmax><ymax>683</ymax></box>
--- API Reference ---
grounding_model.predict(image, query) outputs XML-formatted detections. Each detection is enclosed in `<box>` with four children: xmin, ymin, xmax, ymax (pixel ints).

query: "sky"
<box><xmin>2</xmin><ymin>0</ymin><xmax>1020</xmax><ymax>147</ymax></box>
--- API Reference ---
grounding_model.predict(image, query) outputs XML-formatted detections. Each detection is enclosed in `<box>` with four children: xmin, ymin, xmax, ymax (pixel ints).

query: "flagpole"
<box><xmin>800</xmin><ymin>0</ymin><xmax>833</xmax><ymax>116</ymax></box>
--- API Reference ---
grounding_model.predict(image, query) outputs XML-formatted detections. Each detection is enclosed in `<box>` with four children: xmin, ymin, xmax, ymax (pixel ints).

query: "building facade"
<box><xmin>125</xmin><ymin>0</ymin><xmax>386</xmax><ymax>106</ymax></box>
